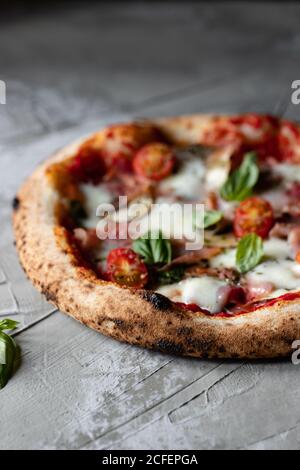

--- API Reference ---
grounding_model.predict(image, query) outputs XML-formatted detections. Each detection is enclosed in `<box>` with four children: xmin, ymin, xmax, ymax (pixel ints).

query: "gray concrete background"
<box><xmin>0</xmin><ymin>1</ymin><xmax>300</xmax><ymax>449</ymax></box>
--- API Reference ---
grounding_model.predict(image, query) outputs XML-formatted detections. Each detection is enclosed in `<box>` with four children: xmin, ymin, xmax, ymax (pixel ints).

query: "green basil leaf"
<box><xmin>0</xmin><ymin>319</ymin><xmax>19</xmax><ymax>332</ymax></box>
<box><xmin>157</xmin><ymin>266</ymin><xmax>185</xmax><ymax>286</ymax></box>
<box><xmin>193</xmin><ymin>209</ymin><xmax>222</xmax><ymax>230</ymax></box>
<box><xmin>236</xmin><ymin>233</ymin><xmax>263</xmax><ymax>273</ymax></box>
<box><xmin>203</xmin><ymin>210</ymin><xmax>223</xmax><ymax>229</ymax></box>
<box><xmin>0</xmin><ymin>331</ymin><xmax>17</xmax><ymax>389</ymax></box>
<box><xmin>220</xmin><ymin>152</ymin><xmax>259</xmax><ymax>202</ymax></box>
<box><xmin>133</xmin><ymin>231</ymin><xmax>172</xmax><ymax>265</ymax></box>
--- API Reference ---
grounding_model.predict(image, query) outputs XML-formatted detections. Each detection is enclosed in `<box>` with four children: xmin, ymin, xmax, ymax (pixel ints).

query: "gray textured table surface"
<box><xmin>1</xmin><ymin>2</ymin><xmax>300</xmax><ymax>450</ymax></box>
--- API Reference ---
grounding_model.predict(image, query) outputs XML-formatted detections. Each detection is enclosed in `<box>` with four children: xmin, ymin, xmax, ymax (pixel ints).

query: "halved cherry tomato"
<box><xmin>69</xmin><ymin>145</ymin><xmax>106</xmax><ymax>184</ymax></box>
<box><xmin>106</xmin><ymin>247</ymin><xmax>148</xmax><ymax>288</ymax></box>
<box><xmin>233</xmin><ymin>197</ymin><xmax>274</xmax><ymax>238</ymax></box>
<box><xmin>102</xmin><ymin>123</ymin><xmax>163</xmax><ymax>172</ymax></box>
<box><xmin>132</xmin><ymin>142</ymin><xmax>176</xmax><ymax>180</ymax></box>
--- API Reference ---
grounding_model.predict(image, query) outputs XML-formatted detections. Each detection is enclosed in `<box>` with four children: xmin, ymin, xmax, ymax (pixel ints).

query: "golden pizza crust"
<box><xmin>13</xmin><ymin>115</ymin><xmax>300</xmax><ymax>358</ymax></box>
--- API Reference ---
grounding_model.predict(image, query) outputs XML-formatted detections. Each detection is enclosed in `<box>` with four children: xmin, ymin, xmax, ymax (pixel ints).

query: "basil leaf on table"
<box><xmin>133</xmin><ymin>231</ymin><xmax>172</xmax><ymax>265</ymax></box>
<box><xmin>236</xmin><ymin>233</ymin><xmax>263</xmax><ymax>274</ymax></box>
<box><xmin>0</xmin><ymin>319</ymin><xmax>19</xmax><ymax>389</ymax></box>
<box><xmin>220</xmin><ymin>152</ymin><xmax>259</xmax><ymax>202</ymax></box>
<box><xmin>0</xmin><ymin>319</ymin><xmax>19</xmax><ymax>331</ymax></box>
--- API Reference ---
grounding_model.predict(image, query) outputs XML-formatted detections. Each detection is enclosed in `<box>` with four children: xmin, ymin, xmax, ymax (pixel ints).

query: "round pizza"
<box><xmin>13</xmin><ymin>114</ymin><xmax>300</xmax><ymax>358</ymax></box>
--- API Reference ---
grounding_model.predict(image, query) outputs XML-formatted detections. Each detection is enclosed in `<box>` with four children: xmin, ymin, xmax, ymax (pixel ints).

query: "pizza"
<box><xmin>13</xmin><ymin>113</ymin><xmax>300</xmax><ymax>358</ymax></box>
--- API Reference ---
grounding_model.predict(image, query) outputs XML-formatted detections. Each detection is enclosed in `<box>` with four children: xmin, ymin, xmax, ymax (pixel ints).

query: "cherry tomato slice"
<box><xmin>102</xmin><ymin>123</ymin><xmax>163</xmax><ymax>172</ymax></box>
<box><xmin>69</xmin><ymin>145</ymin><xmax>106</xmax><ymax>184</ymax></box>
<box><xmin>133</xmin><ymin>142</ymin><xmax>176</xmax><ymax>180</ymax></box>
<box><xmin>233</xmin><ymin>197</ymin><xmax>274</xmax><ymax>239</ymax></box>
<box><xmin>106</xmin><ymin>247</ymin><xmax>148</xmax><ymax>288</ymax></box>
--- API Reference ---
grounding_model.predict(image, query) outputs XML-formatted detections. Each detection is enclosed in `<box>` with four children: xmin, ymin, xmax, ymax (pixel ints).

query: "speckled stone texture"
<box><xmin>0</xmin><ymin>1</ymin><xmax>300</xmax><ymax>449</ymax></box>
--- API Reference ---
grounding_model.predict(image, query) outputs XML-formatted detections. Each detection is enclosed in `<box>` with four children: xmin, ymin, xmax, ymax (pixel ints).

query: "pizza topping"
<box><xmin>156</xmin><ymin>266</ymin><xmax>185</xmax><ymax>286</ymax></box>
<box><xmin>193</xmin><ymin>208</ymin><xmax>223</xmax><ymax>231</ymax></box>
<box><xmin>246</xmin><ymin>280</ymin><xmax>274</xmax><ymax>301</ymax></box>
<box><xmin>202</xmin><ymin>119</ymin><xmax>242</xmax><ymax>147</ymax></box>
<box><xmin>158</xmin><ymin>276</ymin><xmax>246</xmax><ymax>314</ymax></box>
<box><xmin>278</xmin><ymin>121</ymin><xmax>300</xmax><ymax>162</ymax></box>
<box><xmin>288</xmin><ymin>227</ymin><xmax>300</xmax><ymax>257</ymax></box>
<box><xmin>157</xmin><ymin>276</ymin><xmax>231</xmax><ymax>314</ymax></box>
<box><xmin>56</xmin><ymin>116</ymin><xmax>300</xmax><ymax>315</ymax></box>
<box><xmin>233</xmin><ymin>197</ymin><xmax>274</xmax><ymax>238</ymax></box>
<box><xmin>220</xmin><ymin>152</ymin><xmax>259</xmax><ymax>202</ymax></box>
<box><xmin>286</xmin><ymin>181</ymin><xmax>300</xmax><ymax>199</ymax></box>
<box><xmin>246</xmin><ymin>259</ymin><xmax>300</xmax><ymax>291</ymax></box>
<box><xmin>230</xmin><ymin>114</ymin><xmax>278</xmax><ymax>145</ymax></box>
<box><xmin>133</xmin><ymin>142</ymin><xmax>176</xmax><ymax>180</ymax></box>
<box><xmin>205</xmin><ymin>144</ymin><xmax>237</xmax><ymax>191</ymax></box>
<box><xmin>269</xmin><ymin>222</ymin><xmax>294</xmax><ymax>239</ymax></box>
<box><xmin>204</xmin><ymin>191</ymin><xmax>219</xmax><ymax>210</ymax></box>
<box><xmin>163</xmin><ymin>247</ymin><xmax>222</xmax><ymax>270</ymax></box>
<box><xmin>102</xmin><ymin>123</ymin><xmax>163</xmax><ymax>171</ymax></box>
<box><xmin>202</xmin><ymin>114</ymin><xmax>278</xmax><ymax>152</ymax></box>
<box><xmin>69</xmin><ymin>200</ymin><xmax>87</xmax><ymax>226</ymax></box>
<box><xmin>218</xmin><ymin>285</ymin><xmax>246</xmax><ymax>308</ymax></box>
<box><xmin>174</xmin><ymin>302</ymin><xmax>205</xmax><ymax>313</ymax></box>
<box><xmin>69</xmin><ymin>145</ymin><xmax>106</xmax><ymax>184</ymax></box>
<box><xmin>73</xmin><ymin>228</ymin><xmax>101</xmax><ymax>255</ymax></box>
<box><xmin>158</xmin><ymin>156</ymin><xmax>205</xmax><ymax>199</ymax></box>
<box><xmin>132</xmin><ymin>231</ymin><xmax>172</xmax><ymax>265</ymax></box>
<box><xmin>235</xmin><ymin>233</ymin><xmax>264</xmax><ymax>274</ymax></box>
<box><xmin>79</xmin><ymin>183</ymin><xmax>113</xmax><ymax>229</ymax></box>
<box><xmin>184</xmin><ymin>266</ymin><xmax>239</xmax><ymax>283</ymax></box>
<box><xmin>106</xmin><ymin>247</ymin><xmax>148</xmax><ymax>288</ymax></box>
<box><xmin>203</xmin><ymin>209</ymin><xmax>223</xmax><ymax>229</ymax></box>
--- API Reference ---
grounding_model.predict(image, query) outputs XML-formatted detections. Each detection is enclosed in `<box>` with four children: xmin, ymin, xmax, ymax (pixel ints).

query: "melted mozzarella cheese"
<box><xmin>260</xmin><ymin>186</ymin><xmax>289</xmax><ymax>215</ymax></box>
<box><xmin>272</xmin><ymin>163</ymin><xmax>300</xmax><ymax>182</ymax></box>
<box><xmin>246</xmin><ymin>260</ymin><xmax>300</xmax><ymax>290</ymax></box>
<box><xmin>264</xmin><ymin>237</ymin><xmax>292</xmax><ymax>259</ymax></box>
<box><xmin>210</xmin><ymin>238</ymin><xmax>293</xmax><ymax>270</ymax></box>
<box><xmin>205</xmin><ymin>146</ymin><xmax>233</xmax><ymax>191</ymax></box>
<box><xmin>210</xmin><ymin>248</ymin><xmax>236</xmax><ymax>269</ymax></box>
<box><xmin>158</xmin><ymin>158</ymin><xmax>205</xmax><ymax>199</ymax></box>
<box><xmin>80</xmin><ymin>183</ymin><xmax>113</xmax><ymax>228</ymax></box>
<box><xmin>205</xmin><ymin>166</ymin><xmax>228</xmax><ymax>191</ymax></box>
<box><xmin>157</xmin><ymin>276</ymin><xmax>228</xmax><ymax>313</ymax></box>
<box><xmin>210</xmin><ymin>237</ymin><xmax>300</xmax><ymax>294</ymax></box>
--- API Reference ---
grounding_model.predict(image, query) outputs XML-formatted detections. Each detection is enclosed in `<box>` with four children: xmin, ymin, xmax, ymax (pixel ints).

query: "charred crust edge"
<box><xmin>12</xmin><ymin>196</ymin><xmax>20</xmax><ymax>211</ymax></box>
<box><xmin>42</xmin><ymin>289</ymin><xmax>58</xmax><ymax>303</ymax></box>
<box><xmin>155</xmin><ymin>339</ymin><xmax>183</xmax><ymax>355</ymax></box>
<box><xmin>140</xmin><ymin>290</ymin><xmax>172</xmax><ymax>310</ymax></box>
